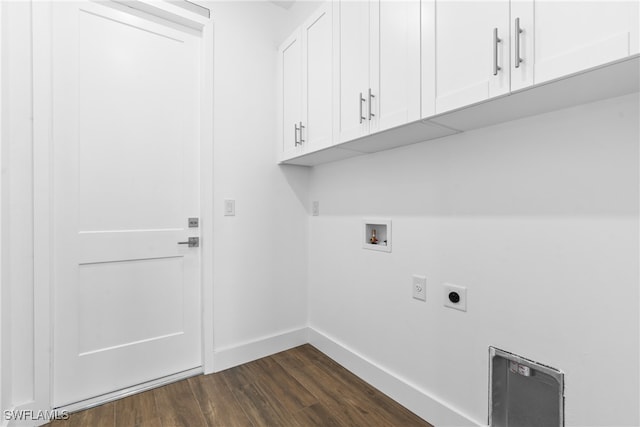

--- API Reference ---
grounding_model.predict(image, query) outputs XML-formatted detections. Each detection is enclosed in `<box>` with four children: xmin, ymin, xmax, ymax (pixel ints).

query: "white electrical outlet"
<box><xmin>224</xmin><ymin>199</ymin><xmax>235</xmax><ymax>216</ymax></box>
<box><xmin>443</xmin><ymin>283</ymin><xmax>467</xmax><ymax>312</ymax></box>
<box><xmin>312</xmin><ymin>201</ymin><xmax>319</xmax><ymax>216</ymax></box>
<box><xmin>412</xmin><ymin>275</ymin><xmax>426</xmax><ymax>301</ymax></box>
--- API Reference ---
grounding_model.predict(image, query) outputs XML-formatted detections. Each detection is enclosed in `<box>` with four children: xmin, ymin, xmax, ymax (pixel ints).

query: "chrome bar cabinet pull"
<box><xmin>515</xmin><ymin>18</ymin><xmax>523</xmax><ymax>68</ymax></box>
<box><xmin>493</xmin><ymin>27</ymin><xmax>502</xmax><ymax>76</ymax></box>
<box><xmin>294</xmin><ymin>123</ymin><xmax>300</xmax><ymax>146</ymax></box>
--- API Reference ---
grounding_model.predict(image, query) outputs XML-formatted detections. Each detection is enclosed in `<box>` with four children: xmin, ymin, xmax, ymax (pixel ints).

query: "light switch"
<box><xmin>224</xmin><ymin>199</ymin><xmax>235</xmax><ymax>216</ymax></box>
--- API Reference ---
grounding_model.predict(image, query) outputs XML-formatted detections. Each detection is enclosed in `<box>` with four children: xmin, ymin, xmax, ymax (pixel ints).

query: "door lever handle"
<box><xmin>177</xmin><ymin>237</ymin><xmax>199</xmax><ymax>247</ymax></box>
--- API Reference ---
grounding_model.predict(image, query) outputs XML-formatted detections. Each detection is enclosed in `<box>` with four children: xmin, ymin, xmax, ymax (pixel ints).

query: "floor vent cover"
<box><xmin>489</xmin><ymin>347</ymin><xmax>564</xmax><ymax>427</ymax></box>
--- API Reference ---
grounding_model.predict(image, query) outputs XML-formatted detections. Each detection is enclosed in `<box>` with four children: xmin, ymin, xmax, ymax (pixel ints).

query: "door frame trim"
<box><xmin>31</xmin><ymin>0</ymin><xmax>215</xmax><ymax>415</ymax></box>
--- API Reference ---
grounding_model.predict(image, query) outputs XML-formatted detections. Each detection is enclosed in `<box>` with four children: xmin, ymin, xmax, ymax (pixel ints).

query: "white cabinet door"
<box><xmin>532</xmin><ymin>1</ymin><xmax>639</xmax><ymax>84</ymax></box>
<box><xmin>302</xmin><ymin>2</ymin><xmax>334</xmax><ymax>152</ymax></box>
<box><xmin>336</xmin><ymin>0</ymin><xmax>370</xmax><ymax>143</ymax></box>
<box><xmin>435</xmin><ymin>1</ymin><xmax>510</xmax><ymax>113</ymax></box>
<box><xmin>279</xmin><ymin>30</ymin><xmax>303</xmax><ymax>160</ymax></box>
<box><xmin>370</xmin><ymin>0</ymin><xmax>421</xmax><ymax>133</ymax></box>
<box><xmin>422</xmin><ymin>0</ymin><xmax>436</xmax><ymax>118</ymax></box>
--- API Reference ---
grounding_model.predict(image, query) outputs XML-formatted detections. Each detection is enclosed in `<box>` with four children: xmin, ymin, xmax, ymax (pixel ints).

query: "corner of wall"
<box><xmin>212</xmin><ymin>327</ymin><xmax>308</xmax><ymax>373</ymax></box>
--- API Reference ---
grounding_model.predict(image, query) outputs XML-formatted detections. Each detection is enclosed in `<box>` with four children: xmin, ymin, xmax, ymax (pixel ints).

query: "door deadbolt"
<box><xmin>177</xmin><ymin>237</ymin><xmax>199</xmax><ymax>247</ymax></box>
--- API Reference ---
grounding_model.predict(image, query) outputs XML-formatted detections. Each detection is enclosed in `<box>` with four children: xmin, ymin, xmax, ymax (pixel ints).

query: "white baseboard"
<box><xmin>307</xmin><ymin>327</ymin><xmax>482</xmax><ymax>427</ymax></box>
<box><xmin>212</xmin><ymin>327</ymin><xmax>308</xmax><ymax>372</ymax></box>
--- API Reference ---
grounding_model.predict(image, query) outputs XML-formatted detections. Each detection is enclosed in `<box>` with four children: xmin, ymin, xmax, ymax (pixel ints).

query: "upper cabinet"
<box><xmin>421</xmin><ymin>0</ymin><xmax>435</xmax><ymax>118</ymax></box>
<box><xmin>278</xmin><ymin>29</ymin><xmax>303</xmax><ymax>160</ymax></box>
<box><xmin>278</xmin><ymin>2</ymin><xmax>334</xmax><ymax>162</ymax></box>
<box><xmin>531</xmin><ymin>1</ymin><xmax>639</xmax><ymax>85</ymax></box>
<box><xmin>335</xmin><ymin>0</ymin><xmax>421</xmax><ymax>143</ymax></box>
<box><xmin>335</xmin><ymin>1</ymin><xmax>369</xmax><ymax>142</ymax></box>
<box><xmin>278</xmin><ymin>0</ymin><xmax>639</xmax><ymax>166</ymax></box>
<box><xmin>373</xmin><ymin>0</ymin><xmax>421</xmax><ymax>133</ymax></box>
<box><xmin>302</xmin><ymin>2</ymin><xmax>334</xmax><ymax>152</ymax></box>
<box><xmin>433</xmin><ymin>1</ymin><xmax>512</xmax><ymax>114</ymax></box>
<box><xmin>433</xmin><ymin>0</ymin><xmax>639</xmax><ymax>113</ymax></box>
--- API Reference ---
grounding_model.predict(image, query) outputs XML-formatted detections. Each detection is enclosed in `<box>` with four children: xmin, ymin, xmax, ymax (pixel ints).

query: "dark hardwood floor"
<box><xmin>46</xmin><ymin>344</ymin><xmax>432</xmax><ymax>427</ymax></box>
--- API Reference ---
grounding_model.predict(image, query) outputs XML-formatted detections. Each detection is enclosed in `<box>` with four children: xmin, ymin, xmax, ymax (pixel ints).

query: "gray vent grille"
<box><xmin>489</xmin><ymin>347</ymin><xmax>564</xmax><ymax>427</ymax></box>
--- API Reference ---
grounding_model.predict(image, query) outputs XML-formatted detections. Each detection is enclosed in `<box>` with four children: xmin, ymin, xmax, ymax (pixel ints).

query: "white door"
<box><xmin>337</xmin><ymin>0</ymin><xmax>370</xmax><ymax>143</ymax></box>
<box><xmin>302</xmin><ymin>2</ymin><xmax>334</xmax><ymax>152</ymax></box>
<box><xmin>435</xmin><ymin>0</ymin><xmax>510</xmax><ymax>113</ymax></box>
<box><xmin>532</xmin><ymin>1</ymin><xmax>639</xmax><ymax>84</ymax></box>
<box><xmin>370</xmin><ymin>0</ymin><xmax>421</xmax><ymax>133</ymax></box>
<box><xmin>52</xmin><ymin>1</ymin><xmax>202</xmax><ymax>407</ymax></box>
<box><xmin>279</xmin><ymin>30</ymin><xmax>303</xmax><ymax>160</ymax></box>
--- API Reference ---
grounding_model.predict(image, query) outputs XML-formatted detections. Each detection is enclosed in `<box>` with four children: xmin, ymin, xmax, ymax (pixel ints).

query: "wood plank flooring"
<box><xmin>46</xmin><ymin>344</ymin><xmax>432</xmax><ymax>427</ymax></box>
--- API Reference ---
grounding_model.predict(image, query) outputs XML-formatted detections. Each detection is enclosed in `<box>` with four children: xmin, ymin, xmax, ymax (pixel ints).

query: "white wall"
<box><xmin>308</xmin><ymin>93</ymin><xmax>639</xmax><ymax>426</ymax></box>
<box><xmin>206</xmin><ymin>1</ymin><xmax>312</xmax><ymax>366</ymax></box>
<box><xmin>7</xmin><ymin>2</ymin><xmax>34</xmax><ymax>407</ymax></box>
<box><xmin>1</xmin><ymin>1</ymin><xmax>36</xmax><ymax>418</ymax></box>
